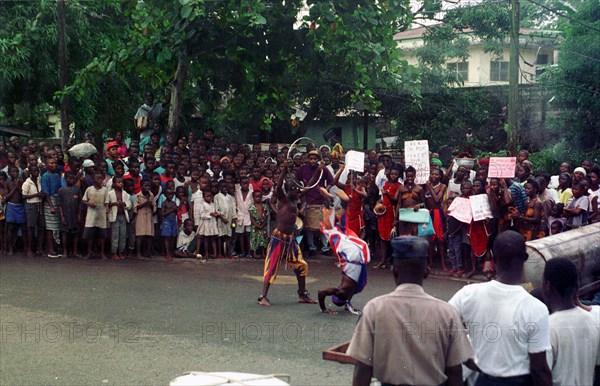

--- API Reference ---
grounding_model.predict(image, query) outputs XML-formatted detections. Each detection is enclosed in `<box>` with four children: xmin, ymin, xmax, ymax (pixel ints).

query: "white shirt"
<box><xmin>21</xmin><ymin>177</ymin><xmax>42</xmax><ymax>204</ymax></box>
<box><xmin>176</xmin><ymin>230</ymin><xmax>195</xmax><ymax>250</ymax></box>
<box><xmin>326</xmin><ymin>165</ymin><xmax>348</xmax><ymax>184</ymax></box>
<box><xmin>547</xmin><ymin>307</ymin><xmax>600</xmax><ymax>386</ymax></box>
<box><xmin>375</xmin><ymin>168</ymin><xmax>386</xmax><ymax>195</ymax></box>
<box><xmin>449</xmin><ymin>280</ymin><xmax>551</xmax><ymax>377</ymax></box>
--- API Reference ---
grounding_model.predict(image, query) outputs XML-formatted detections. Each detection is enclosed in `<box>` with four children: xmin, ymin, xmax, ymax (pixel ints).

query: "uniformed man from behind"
<box><xmin>347</xmin><ymin>236</ymin><xmax>473</xmax><ymax>386</ymax></box>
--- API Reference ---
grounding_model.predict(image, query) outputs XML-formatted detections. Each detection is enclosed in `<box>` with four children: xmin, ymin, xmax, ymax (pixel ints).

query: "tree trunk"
<box><xmin>57</xmin><ymin>0</ymin><xmax>70</xmax><ymax>149</ymax></box>
<box><xmin>508</xmin><ymin>0</ymin><xmax>520</xmax><ymax>156</ymax></box>
<box><xmin>168</xmin><ymin>49</ymin><xmax>190</xmax><ymax>139</ymax></box>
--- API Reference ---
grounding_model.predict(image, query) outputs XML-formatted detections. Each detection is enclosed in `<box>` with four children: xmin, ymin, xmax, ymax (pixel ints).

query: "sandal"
<box><xmin>373</xmin><ymin>263</ymin><xmax>387</xmax><ymax>269</ymax></box>
<box><xmin>257</xmin><ymin>296</ymin><xmax>271</xmax><ymax>307</ymax></box>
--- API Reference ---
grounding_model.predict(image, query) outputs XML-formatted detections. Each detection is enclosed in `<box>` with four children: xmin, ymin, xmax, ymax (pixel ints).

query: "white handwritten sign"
<box><xmin>404</xmin><ymin>140</ymin><xmax>430</xmax><ymax>184</ymax></box>
<box><xmin>470</xmin><ymin>194</ymin><xmax>493</xmax><ymax>221</ymax></box>
<box><xmin>448</xmin><ymin>197</ymin><xmax>473</xmax><ymax>224</ymax></box>
<box><xmin>488</xmin><ymin>157</ymin><xmax>516</xmax><ymax>178</ymax></box>
<box><xmin>345</xmin><ymin>150</ymin><xmax>365</xmax><ymax>172</ymax></box>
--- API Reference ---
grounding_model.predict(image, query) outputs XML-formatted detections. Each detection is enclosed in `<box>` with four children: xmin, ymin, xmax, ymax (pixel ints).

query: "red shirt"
<box><xmin>160</xmin><ymin>174</ymin><xmax>173</xmax><ymax>185</ymax></box>
<box><xmin>249</xmin><ymin>179</ymin><xmax>262</xmax><ymax>192</ymax></box>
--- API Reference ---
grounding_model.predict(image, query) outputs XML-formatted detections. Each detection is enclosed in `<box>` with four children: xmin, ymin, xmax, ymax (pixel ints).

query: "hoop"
<box><xmin>287</xmin><ymin>137</ymin><xmax>323</xmax><ymax>190</ymax></box>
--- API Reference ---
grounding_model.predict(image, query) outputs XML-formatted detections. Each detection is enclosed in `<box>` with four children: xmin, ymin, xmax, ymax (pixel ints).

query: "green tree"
<box><xmin>0</xmin><ymin>1</ymin><xmax>139</xmax><ymax>138</ymax></box>
<box><xmin>541</xmin><ymin>0</ymin><xmax>600</xmax><ymax>151</ymax></box>
<box><xmin>70</xmin><ymin>0</ymin><xmax>420</xmax><ymax>139</ymax></box>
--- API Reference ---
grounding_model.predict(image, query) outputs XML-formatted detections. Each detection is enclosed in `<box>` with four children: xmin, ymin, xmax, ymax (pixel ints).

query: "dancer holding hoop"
<box><xmin>295</xmin><ymin>149</ymin><xmax>334</xmax><ymax>256</ymax></box>
<box><xmin>258</xmin><ymin>162</ymin><xmax>319</xmax><ymax>307</ymax></box>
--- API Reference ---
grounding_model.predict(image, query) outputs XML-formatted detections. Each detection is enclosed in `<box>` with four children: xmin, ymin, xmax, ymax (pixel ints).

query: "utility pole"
<box><xmin>508</xmin><ymin>0</ymin><xmax>520</xmax><ymax>155</ymax></box>
<box><xmin>57</xmin><ymin>0</ymin><xmax>70</xmax><ymax>148</ymax></box>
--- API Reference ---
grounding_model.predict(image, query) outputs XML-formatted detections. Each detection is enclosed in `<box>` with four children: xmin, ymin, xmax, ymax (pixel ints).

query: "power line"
<box><xmin>524</xmin><ymin>0</ymin><xmax>600</xmax><ymax>33</ymax></box>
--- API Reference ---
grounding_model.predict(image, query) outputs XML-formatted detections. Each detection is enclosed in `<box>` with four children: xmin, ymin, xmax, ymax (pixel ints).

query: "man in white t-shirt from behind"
<box><xmin>542</xmin><ymin>257</ymin><xmax>600</xmax><ymax>385</ymax></box>
<box><xmin>449</xmin><ymin>230</ymin><xmax>552</xmax><ymax>385</ymax></box>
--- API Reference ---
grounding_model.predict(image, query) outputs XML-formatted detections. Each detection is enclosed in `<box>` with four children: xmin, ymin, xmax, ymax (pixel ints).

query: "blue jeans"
<box><xmin>447</xmin><ymin>234</ymin><xmax>462</xmax><ymax>270</ymax></box>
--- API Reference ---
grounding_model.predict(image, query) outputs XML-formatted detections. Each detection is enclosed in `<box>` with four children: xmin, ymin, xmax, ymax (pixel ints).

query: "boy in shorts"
<box><xmin>82</xmin><ymin>171</ymin><xmax>108</xmax><ymax>259</ymax></box>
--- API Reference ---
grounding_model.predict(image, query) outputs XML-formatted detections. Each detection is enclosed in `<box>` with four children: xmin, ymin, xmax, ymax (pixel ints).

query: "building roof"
<box><xmin>394</xmin><ymin>26</ymin><xmax>557</xmax><ymax>41</ymax></box>
<box><xmin>0</xmin><ymin>126</ymin><xmax>31</xmax><ymax>137</ymax></box>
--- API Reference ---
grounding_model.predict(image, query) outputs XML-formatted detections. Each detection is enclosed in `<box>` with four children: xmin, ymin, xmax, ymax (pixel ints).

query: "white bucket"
<box><xmin>169</xmin><ymin>371</ymin><xmax>290</xmax><ymax>386</ymax></box>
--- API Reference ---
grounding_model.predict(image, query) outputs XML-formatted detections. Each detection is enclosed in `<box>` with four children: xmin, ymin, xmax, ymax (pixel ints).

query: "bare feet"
<box><xmin>165</xmin><ymin>255</ymin><xmax>173</xmax><ymax>261</ymax></box>
<box><xmin>258</xmin><ymin>296</ymin><xmax>271</xmax><ymax>307</ymax></box>
<box><xmin>135</xmin><ymin>255</ymin><xmax>144</xmax><ymax>260</ymax></box>
<box><xmin>321</xmin><ymin>308</ymin><xmax>339</xmax><ymax>315</ymax></box>
<box><xmin>464</xmin><ymin>270</ymin><xmax>477</xmax><ymax>278</ymax></box>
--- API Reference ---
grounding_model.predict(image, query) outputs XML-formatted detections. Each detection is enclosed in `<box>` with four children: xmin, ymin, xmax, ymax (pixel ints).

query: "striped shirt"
<box><xmin>509</xmin><ymin>182</ymin><xmax>528</xmax><ymax>214</ymax></box>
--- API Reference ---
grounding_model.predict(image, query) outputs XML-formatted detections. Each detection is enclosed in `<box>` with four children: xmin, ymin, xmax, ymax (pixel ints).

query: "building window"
<box><xmin>447</xmin><ymin>62</ymin><xmax>469</xmax><ymax>81</ymax></box>
<box><xmin>536</xmin><ymin>54</ymin><xmax>549</xmax><ymax>65</ymax></box>
<box><xmin>490</xmin><ymin>61</ymin><xmax>509</xmax><ymax>81</ymax></box>
<box><xmin>536</xmin><ymin>54</ymin><xmax>550</xmax><ymax>77</ymax></box>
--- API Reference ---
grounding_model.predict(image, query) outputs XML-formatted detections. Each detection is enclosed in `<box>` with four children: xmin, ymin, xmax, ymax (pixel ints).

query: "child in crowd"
<box><xmin>235</xmin><ymin>176</ymin><xmax>253</xmax><ymax>258</ymax></box>
<box><xmin>58</xmin><ymin>171</ymin><xmax>81</xmax><ymax>258</ymax></box>
<box><xmin>249</xmin><ymin>190</ymin><xmax>269</xmax><ymax>260</ymax></box>
<box><xmin>175</xmin><ymin>186</ymin><xmax>190</xmax><ymax>228</ymax></box>
<box><xmin>82</xmin><ymin>171</ymin><xmax>109</xmax><ymax>259</ymax></box>
<box><xmin>174</xmin><ymin>219</ymin><xmax>200</xmax><ymax>259</ymax></box>
<box><xmin>375</xmin><ymin>163</ymin><xmax>401</xmax><ymax>268</ymax></box>
<box><xmin>424</xmin><ymin>167</ymin><xmax>447</xmax><ymax>271</ymax></box>
<box><xmin>588</xmin><ymin>167</ymin><xmax>599</xmax><ymax>223</ymax></box>
<box><xmin>513</xmin><ymin>178</ymin><xmax>545</xmax><ymax>241</ymax></box>
<box><xmin>106</xmin><ymin>175</ymin><xmax>131</xmax><ymax>260</ymax></box>
<box><xmin>160</xmin><ymin>188</ymin><xmax>178</xmax><ymax>260</ymax></box>
<box><xmin>467</xmin><ymin>179</ymin><xmax>491</xmax><ymax>279</ymax></box>
<box><xmin>5</xmin><ymin>165</ymin><xmax>26</xmax><ymax>255</ymax></box>
<box><xmin>195</xmin><ymin>190</ymin><xmax>219</xmax><ymax>259</ymax></box>
<box><xmin>214</xmin><ymin>180</ymin><xmax>236</xmax><ymax>258</ymax></box>
<box><xmin>123</xmin><ymin>178</ymin><xmax>136</xmax><ymax>255</ymax></box>
<box><xmin>134</xmin><ymin>180</ymin><xmax>157</xmax><ymax>259</ymax></box>
<box><xmin>22</xmin><ymin>164</ymin><xmax>44</xmax><ymax>256</ymax></box>
<box><xmin>563</xmin><ymin>181</ymin><xmax>590</xmax><ymax>229</ymax></box>
<box><xmin>445</xmin><ymin>197</ymin><xmax>464</xmax><ymax>277</ymax></box>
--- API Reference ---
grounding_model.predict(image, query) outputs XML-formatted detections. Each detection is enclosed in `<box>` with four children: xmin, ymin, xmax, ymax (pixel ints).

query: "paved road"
<box><xmin>0</xmin><ymin>253</ymin><xmax>467</xmax><ymax>385</ymax></box>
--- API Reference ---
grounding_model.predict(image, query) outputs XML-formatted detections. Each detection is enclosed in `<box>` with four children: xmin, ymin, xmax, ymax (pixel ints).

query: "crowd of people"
<box><xmin>1</xmin><ymin>127</ymin><xmax>599</xmax><ymax>384</ymax></box>
<box><xmin>0</xmin><ymin>133</ymin><xmax>598</xmax><ymax>275</ymax></box>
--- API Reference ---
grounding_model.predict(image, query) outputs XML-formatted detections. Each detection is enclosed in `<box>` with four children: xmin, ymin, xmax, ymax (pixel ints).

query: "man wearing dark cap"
<box><xmin>449</xmin><ymin>231</ymin><xmax>552</xmax><ymax>385</ymax></box>
<box><xmin>347</xmin><ymin>236</ymin><xmax>473</xmax><ymax>386</ymax></box>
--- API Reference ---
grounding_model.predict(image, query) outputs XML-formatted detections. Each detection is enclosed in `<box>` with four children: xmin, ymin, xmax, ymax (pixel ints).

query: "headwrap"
<box><xmin>331</xmin><ymin>143</ymin><xmax>343</xmax><ymax>159</ymax></box>
<box><xmin>220</xmin><ymin>156</ymin><xmax>230</xmax><ymax>163</ymax></box>
<box><xmin>431</xmin><ymin>158</ymin><xmax>443</xmax><ymax>167</ymax></box>
<box><xmin>259</xmin><ymin>177</ymin><xmax>273</xmax><ymax>188</ymax></box>
<box><xmin>574</xmin><ymin>167</ymin><xmax>587</xmax><ymax>176</ymax></box>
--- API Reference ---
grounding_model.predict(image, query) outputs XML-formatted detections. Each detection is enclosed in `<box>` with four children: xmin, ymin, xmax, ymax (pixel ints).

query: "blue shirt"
<box><xmin>509</xmin><ymin>182</ymin><xmax>529</xmax><ymax>214</ymax></box>
<box><xmin>41</xmin><ymin>171</ymin><xmax>62</xmax><ymax>196</ymax></box>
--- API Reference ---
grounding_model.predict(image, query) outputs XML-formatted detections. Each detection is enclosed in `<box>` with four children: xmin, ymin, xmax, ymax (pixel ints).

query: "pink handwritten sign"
<box><xmin>488</xmin><ymin>157</ymin><xmax>516</xmax><ymax>178</ymax></box>
<box><xmin>448</xmin><ymin>197</ymin><xmax>473</xmax><ymax>224</ymax></box>
<box><xmin>404</xmin><ymin>140</ymin><xmax>430</xmax><ymax>184</ymax></box>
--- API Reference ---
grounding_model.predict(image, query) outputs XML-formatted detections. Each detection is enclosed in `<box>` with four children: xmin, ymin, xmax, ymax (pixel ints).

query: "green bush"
<box><xmin>528</xmin><ymin>141</ymin><xmax>598</xmax><ymax>174</ymax></box>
